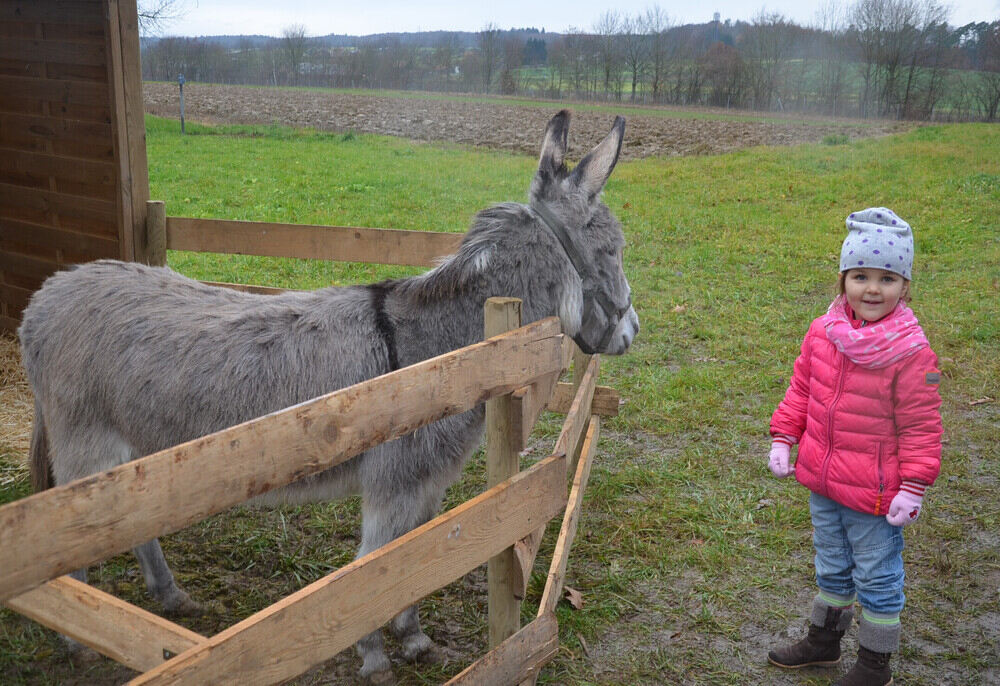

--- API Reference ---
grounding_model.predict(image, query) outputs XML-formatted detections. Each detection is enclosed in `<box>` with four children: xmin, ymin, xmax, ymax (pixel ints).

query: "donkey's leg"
<box><xmin>387</xmin><ymin>482</ymin><xmax>447</xmax><ymax>664</ymax></box>
<box><xmin>133</xmin><ymin>539</ymin><xmax>200</xmax><ymax>615</ymax></box>
<box><xmin>49</xmin><ymin>424</ymin><xmax>197</xmax><ymax>615</ymax></box>
<box><xmin>354</xmin><ymin>478</ymin><xmax>446</xmax><ymax>681</ymax></box>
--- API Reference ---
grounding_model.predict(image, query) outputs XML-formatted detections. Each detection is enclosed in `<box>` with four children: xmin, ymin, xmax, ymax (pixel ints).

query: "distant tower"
<box><xmin>712</xmin><ymin>12</ymin><xmax>720</xmax><ymax>43</ymax></box>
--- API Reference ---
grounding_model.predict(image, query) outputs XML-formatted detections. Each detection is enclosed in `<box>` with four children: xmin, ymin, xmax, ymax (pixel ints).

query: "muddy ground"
<box><xmin>143</xmin><ymin>82</ymin><xmax>914</xmax><ymax>160</ymax></box>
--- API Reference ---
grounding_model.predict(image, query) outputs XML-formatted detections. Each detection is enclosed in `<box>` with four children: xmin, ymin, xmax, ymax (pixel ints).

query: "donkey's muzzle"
<box><xmin>573</xmin><ymin>290</ymin><xmax>631</xmax><ymax>355</ymax></box>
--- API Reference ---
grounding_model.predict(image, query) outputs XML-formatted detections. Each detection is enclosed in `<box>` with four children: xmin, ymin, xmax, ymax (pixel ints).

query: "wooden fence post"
<box><xmin>145</xmin><ymin>200</ymin><xmax>166</xmax><ymax>267</ymax></box>
<box><xmin>485</xmin><ymin>297</ymin><xmax>523</xmax><ymax>649</ymax></box>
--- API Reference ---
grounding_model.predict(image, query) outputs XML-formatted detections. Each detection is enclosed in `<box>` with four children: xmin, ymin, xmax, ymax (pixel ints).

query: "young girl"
<box><xmin>766</xmin><ymin>208</ymin><xmax>942</xmax><ymax>686</ymax></box>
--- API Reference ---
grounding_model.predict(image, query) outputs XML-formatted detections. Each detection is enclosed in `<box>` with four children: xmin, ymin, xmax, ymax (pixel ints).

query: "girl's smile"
<box><xmin>842</xmin><ymin>268</ymin><xmax>909</xmax><ymax>322</ymax></box>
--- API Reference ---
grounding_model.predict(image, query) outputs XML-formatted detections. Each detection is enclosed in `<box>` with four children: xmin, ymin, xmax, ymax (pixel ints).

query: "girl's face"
<box><xmin>842</xmin><ymin>268</ymin><xmax>909</xmax><ymax>322</ymax></box>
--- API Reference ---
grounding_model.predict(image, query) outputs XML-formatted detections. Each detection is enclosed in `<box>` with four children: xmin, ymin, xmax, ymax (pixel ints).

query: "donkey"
<box><xmin>18</xmin><ymin>109</ymin><xmax>639</xmax><ymax>682</ymax></box>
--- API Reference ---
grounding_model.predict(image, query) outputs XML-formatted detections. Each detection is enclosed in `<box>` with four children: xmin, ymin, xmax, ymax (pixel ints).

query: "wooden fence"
<box><xmin>0</xmin><ymin>211</ymin><xmax>621</xmax><ymax>685</ymax></box>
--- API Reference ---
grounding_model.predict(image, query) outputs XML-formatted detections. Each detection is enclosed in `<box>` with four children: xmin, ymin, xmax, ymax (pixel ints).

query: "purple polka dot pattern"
<box><xmin>839</xmin><ymin>207</ymin><xmax>913</xmax><ymax>279</ymax></box>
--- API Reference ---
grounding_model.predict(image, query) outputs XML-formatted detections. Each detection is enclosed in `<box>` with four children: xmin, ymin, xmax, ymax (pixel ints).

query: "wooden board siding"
<box><xmin>0</xmin><ymin>0</ymin><xmax>150</xmax><ymax>332</ymax></box>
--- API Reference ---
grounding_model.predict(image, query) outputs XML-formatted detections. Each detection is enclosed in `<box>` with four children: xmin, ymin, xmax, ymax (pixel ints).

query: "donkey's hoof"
<box><xmin>162</xmin><ymin>589</ymin><xmax>201</xmax><ymax>616</ymax></box>
<box><xmin>413</xmin><ymin>643</ymin><xmax>445</xmax><ymax>665</ymax></box>
<box><xmin>65</xmin><ymin>639</ymin><xmax>102</xmax><ymax>665</ymax></box>
<box><xmin>360</xmin><ymin>652</ymin><xmax>393</xmax><ymax>684</ymax></box>
<box><xmin>365</xmin><ymin>668</ymin><xmax>396</xmax><ymax>685</ymax></box>
<box><xmin>399</xmin><ymin>632</ymin><xmax>437</xmax><ymax>662</ymax></box>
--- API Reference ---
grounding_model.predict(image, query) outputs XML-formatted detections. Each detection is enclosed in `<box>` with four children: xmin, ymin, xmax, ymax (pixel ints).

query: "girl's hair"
<box><xmin>838</xmin><ymin>270</ymin><xmax>912</xmax><ymax>301</ymax></box>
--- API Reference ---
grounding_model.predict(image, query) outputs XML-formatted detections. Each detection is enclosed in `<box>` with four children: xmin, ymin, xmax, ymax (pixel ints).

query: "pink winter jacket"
<box><xmin>770</xmin><ymin>311</ymin><xmax>943</xmax><ymax>516</ymax></box>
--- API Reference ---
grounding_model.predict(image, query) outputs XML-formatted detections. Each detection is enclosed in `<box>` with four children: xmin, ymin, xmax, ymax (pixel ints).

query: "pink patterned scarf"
<box><xmin>821</xmin><ymin>296</ymin><xmax>929</xmax><ymax>369</ymax></box>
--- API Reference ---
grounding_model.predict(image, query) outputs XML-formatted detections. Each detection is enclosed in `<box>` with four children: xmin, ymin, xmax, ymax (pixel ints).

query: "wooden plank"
<box><xmin>0</xmin><ymin>112</ymin><xmax>113</xmax><ymax>148</ymax></box>
<box><xmin>129</xmin><ymin>454</ymin><xmax>568</xmax><ymax>686</ymax></box>
<box><xmin>200</xmin><ymin>281</ymin><xmax>290</xmax><ymax>295</ymax></box>
<box><xmin>0</xmin><ymin>314</ymin><xmax>20</xmax><ymax>333</ymax></box>
<box><xmin>145</xmin><ymin>200</ymin><xmax>166</xmax><ymax>266</ymax></box>
<box><xmin>0</xmin><ymin>146</ymin><xmax>114</xmax><ymax>185</ymax></box>
<box><xmin>34</xmin><ymin>21</ymin><xmax>107</xmax><ymax>44</ymax></box>
<box><xmin>5</xmin><ymin>576</ymin><xmax>206</xmax><ymax>673</ymax></box>
<box><xmin>166</xmin><ymin>216</ymin><xmax>465</xmax><ymax>267</ymax></box>
<box><xmin>0</xmin><ymin>282</ymin><xmax>33</xmax><ymax>317</ymax></box>
<box><xmin>0</xmin><ymin>181</ymin><xmax>116</xmax><ymax>222</ymax></box>
<box><xmin>538</xmin><ymin>415</ymin><xmax>601</xmax><ymax>616</ymax></box>
<box><xmin>444</xmin><ymin>613</ymin><xmax>559</xmax><ymax>686</ymax></box>
<box><xmin>547</xmin><ymin>383</ymin><xmax>620</xmax><ymax>417</ymax></box>
<box><xmin>0</xmin><ymin>1</ymin><xmax>105</xmax><ymax>26</ymax></box>
<box><xmin>0</xmin><ymin>317</ymin><xmax>565</xmax><ymax>602</ymax></box>
<box><xmin>485</xmin><ymin>298</ymin><xmax>523</xmax><ymax>650</ymax></box>
<box><xmin>0</xmin><ymin>37</ymin><xmax>105</xmax><ymax>66</ymax></box>
<box><xmin>0</xmin><ymin>249</ymin><xmax>60</xmax><ymax>282</ymax></box>
<box><xmin>553</xmin><ymin>355</ymin><xmax>600</xmax><ymax>463</ymax></box>
<box><xmin>110</xmin><ymin>0</ymin><xmax>150</xmax><ymax>262</ymax></box>
<box><xmin>0</xmin><ymin>74</ymin><xmax>110</xmax><ymax>108</ymax></box>
<box><xmin>0</xmin><ymin>217</ymin><xmax>118</xmax><ymax>259</ymax></box>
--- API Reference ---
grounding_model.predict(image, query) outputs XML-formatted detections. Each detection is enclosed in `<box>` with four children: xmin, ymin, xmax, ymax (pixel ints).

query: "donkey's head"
<box><xmin>530</xmin><ymin>110</ymin><xmax>639</xmax><ymax>355</ymax></box>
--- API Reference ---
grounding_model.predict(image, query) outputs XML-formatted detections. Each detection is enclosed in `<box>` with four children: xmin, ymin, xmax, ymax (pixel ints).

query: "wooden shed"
<box><xmin>0</xmin><ymin>0</ymin><xmax>152</xmax><ymax>333</ymax></box>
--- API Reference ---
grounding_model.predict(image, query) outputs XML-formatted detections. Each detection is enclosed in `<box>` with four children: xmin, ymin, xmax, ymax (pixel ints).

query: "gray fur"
<box><xmin>18</xmin><ymin>110</ymin><xmax>639</xmax><ymax>680</ymax></box>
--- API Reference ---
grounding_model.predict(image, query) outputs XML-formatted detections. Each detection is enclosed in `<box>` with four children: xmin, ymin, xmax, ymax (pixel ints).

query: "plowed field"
<box><xmin>143</xmin><ymin>82</ymin><xmax>913</xmax><ymax>159</ymax></box>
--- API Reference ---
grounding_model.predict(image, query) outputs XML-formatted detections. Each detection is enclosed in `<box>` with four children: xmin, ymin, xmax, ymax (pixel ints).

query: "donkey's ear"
<box><xmin>537</xmin><ymin>110</ymin><xmax>571</xmax><ymax>183</ymax></box>
<box><xmin>567</xmin><ymin>116</ymin><xmax>625</xmax><ymax>200</ymax></box>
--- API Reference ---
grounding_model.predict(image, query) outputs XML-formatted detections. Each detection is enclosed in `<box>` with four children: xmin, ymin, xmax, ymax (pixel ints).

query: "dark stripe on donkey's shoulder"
<box><xmin>369</xmin><ymin>281</ymin><xmax>400</xmax><ymax>372</ymax></box>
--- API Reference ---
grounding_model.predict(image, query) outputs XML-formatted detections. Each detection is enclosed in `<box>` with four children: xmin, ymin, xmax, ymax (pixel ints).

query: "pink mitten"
<box><xmin>886</xmin><ymin>481</ymin><xmax>925</xmax><ymax>526</ymax></box>
<box><xmin>768</xmin><ymin>437</ymin><xmax>795</xmax><ymax>478</ymax></box>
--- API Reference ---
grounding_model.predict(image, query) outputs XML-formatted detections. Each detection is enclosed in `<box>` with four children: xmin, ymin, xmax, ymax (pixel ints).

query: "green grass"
<box><xmin>1</xmin><ymin>116</ymin><xmax>997</xmax><ymax>684</ymax></box>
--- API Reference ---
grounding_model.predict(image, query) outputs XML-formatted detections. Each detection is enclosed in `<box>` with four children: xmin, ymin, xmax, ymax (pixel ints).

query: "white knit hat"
<box><xmin>840</xmin><ymin>207</ymin><xmax>914</xmax><ymax>279</ymax></box>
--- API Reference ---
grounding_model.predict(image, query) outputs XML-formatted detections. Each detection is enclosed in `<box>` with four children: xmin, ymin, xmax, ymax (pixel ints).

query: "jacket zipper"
<box><xmin>874</xmin><ymin>442</ymin><xmax>885</xmax><ymax>515</ymax></box>
<box><xmin>820</xmin><ymin>355</ymin><xmax>848</xmax><ymax>493</ymax></box>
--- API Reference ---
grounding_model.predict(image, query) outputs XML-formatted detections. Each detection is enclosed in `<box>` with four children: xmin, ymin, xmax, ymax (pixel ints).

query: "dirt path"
<box><xmin>143</xmin><ymin>82</ymin><xmax>913</xmax><ymax>160</ymax></box>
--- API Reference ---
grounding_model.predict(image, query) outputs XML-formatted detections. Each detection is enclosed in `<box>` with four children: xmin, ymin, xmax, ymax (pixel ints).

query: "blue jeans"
<box><xmin>810</xmin><ymin>492</ymin><xmax>905</xmax><ymax>615</ymax></box>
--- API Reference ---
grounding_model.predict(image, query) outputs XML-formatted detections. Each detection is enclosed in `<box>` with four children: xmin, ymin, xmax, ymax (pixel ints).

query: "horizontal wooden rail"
<box><xmin>165</xmin><ymin>216</ymin><xmax>464</xmax><ymax>267</ymax></box>
<box><xmin>548</xmin><ymin>383</ymin><xmax>620</xmax><ymax>417</ymax></box>
<box><xmin>5</xmin><ymin>576</ymin><xmax>206</xmax><ymax>673</ymax></box>
<box><xmin>444</xmin><ymin>612</ymin><xmax>559</xmax><ymax>686</ymax></box>
<box><xmin>130</xmin><ymin>454</ymin><xmax>568</xmax><ymax>685</ymax></box>
<box><xmin>200</xmin><ymin>280</ymin><xmax>289</xmax><ymax>295</ymax></box>
<box><xmin>0</xmin><ymin>317</ymin><xmax>564</xmax><ymax>602</ymax></box>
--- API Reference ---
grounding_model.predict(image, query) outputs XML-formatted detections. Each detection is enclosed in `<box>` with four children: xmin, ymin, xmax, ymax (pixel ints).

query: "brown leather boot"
<box><xmin>832</xmin><ymin>646</ymin><xmax>893</xmax><ymax>686</ymax></box>
<box><xmin>767</xmin><ymin>607</ymin><xmax>854</xmax><ymax>669</ymax></box>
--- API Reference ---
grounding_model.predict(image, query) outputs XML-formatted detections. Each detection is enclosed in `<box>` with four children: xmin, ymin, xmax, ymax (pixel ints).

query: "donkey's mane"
<box><xmin>388</xmin><ymin>202</ymin><xmax>534</xmax><ymax>304</ymax></box>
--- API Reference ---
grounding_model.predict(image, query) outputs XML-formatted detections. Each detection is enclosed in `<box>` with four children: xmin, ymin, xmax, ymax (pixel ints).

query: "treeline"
<box><xmin>141</xmin><ymin>1</ymin><xmax>1000</xmax><ymax>122</ymax></box>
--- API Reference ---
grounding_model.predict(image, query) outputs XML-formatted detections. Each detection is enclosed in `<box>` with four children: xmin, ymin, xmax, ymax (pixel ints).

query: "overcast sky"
<box><xmin>160</xmin><ymin>0</ymin><xmax>1000</xmax><ymax>38</ymax></box>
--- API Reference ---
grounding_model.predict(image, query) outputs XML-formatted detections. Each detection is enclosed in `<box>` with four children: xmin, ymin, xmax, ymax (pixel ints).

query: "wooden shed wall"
<box><xmin>0</xmin><ymin>0</ymin><xmax>149</xmax><ymax>332</ymax></box>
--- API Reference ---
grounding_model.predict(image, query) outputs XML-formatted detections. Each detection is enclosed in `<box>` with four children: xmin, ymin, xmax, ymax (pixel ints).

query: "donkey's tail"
<box><xmin>29</xmin><ymin>399</ymin><xmax>53</xmax><ymax>492</ymax></box>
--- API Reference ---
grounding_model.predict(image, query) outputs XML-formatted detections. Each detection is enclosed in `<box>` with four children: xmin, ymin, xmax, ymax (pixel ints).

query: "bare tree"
<box><xmin>137</xmin><ymin>0</ymin><xmax>187</xmax><ymax>35</ymax></box>
<box><xmin>594</xmin><ymin>10</ymin><xmax>623</xmax><ymax>99</ymax></box>
<box><xmin>741</xmin><ymin>9</ymin><xmax>795</xmax><ymax>110</ymax></box>
<box><xmin>500</xmin><ymin>35</ymin><xmax>524</xmax><ymax>94</ymax></box>
<box><xmin>814</xmin><ymin>0</ymin><xmax>851</xmax><ymax>115</ymax></box>
<box><xmin>620</xmin><ymin>14</ymin><xmax>648</xmax><ymax>102</ymax></box>
<box><xmin>899</xmin><ymin>1</ymin><xmax>951</xmax><ymax>118</ymax></box>
<box><xmin>851</xmin><ymin>0</ymin><xmax>954</xmax><ymax>118</ymax></box>
<box><xmin>644</xmin><ymin>5</ymin><xmax>675</xmax><ymax>103</ymax></box>
<box><xmin>701</xmin><ymin>41</ymin><xmax>747</xmax><ymax>107</ymax></box>
<box><xmin>281</xmin><ymin>24</ymin><xmax>308</xmax><ymax>86</ymax></box>
<box><xmin>974</xmin><ymin>22</ymin><xmax>1000</xmax><ymax>120</ymax></box>
<box><xmin>433</xmin><ymin>33</ymin><xmax>461</xmax><ymax>89</ymax></box>
<box><xmin>477</xmin><ymin>23</ymin><xmax>502</xmax><ymax>93</ymax></box>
